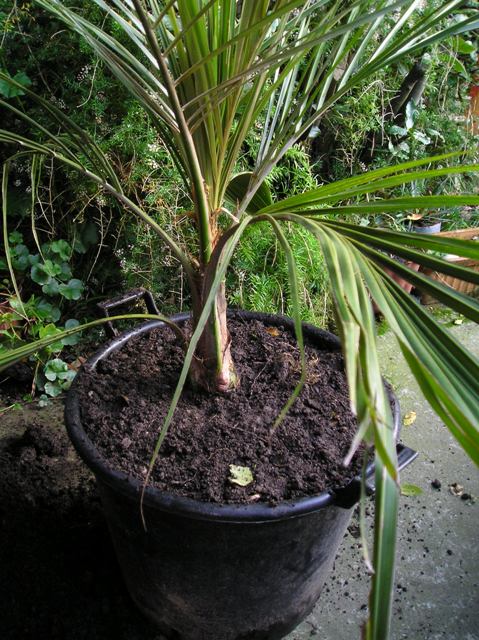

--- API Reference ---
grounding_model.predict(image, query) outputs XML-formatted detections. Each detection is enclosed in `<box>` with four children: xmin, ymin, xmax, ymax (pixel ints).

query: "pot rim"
<box><xmin>65</xmin><ymin>310</ymin><xmax>401</xmax><ymax>523</ymax></box>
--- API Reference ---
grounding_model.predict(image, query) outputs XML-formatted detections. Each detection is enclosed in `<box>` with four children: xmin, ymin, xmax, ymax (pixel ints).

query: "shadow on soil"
<box><xmin>0</xmin><ymin>396</ymin><xmax>162</xmax><ymax>640</ymax></box>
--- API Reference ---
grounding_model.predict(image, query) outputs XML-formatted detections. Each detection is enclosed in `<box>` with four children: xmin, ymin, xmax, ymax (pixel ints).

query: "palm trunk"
<box><xmin>189</xmin><ymin>281</ymin><xmax>237</xmax><ymax>393</ymax></box>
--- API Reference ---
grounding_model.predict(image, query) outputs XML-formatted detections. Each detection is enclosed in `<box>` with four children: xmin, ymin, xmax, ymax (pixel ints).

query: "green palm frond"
<box><xmin>30</xmin><ymin>0</ymin><xmax>477</xmax><ymax>215</ymax></box>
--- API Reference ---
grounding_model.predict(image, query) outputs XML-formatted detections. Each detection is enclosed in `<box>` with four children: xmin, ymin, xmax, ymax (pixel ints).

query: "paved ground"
<box><xmin>287</xmin><ymin>319</ymin><xmax>479</xmax><ymax>640</ymax></box>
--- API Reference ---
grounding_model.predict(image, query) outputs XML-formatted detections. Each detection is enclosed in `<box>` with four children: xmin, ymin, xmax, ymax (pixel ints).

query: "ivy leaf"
<box><xmin>13</xmin><ymin>71</ymin><xmax>32</xmax><ymax>88</ymax></box>
<box><xmin>74</xmin><ymin>221</ymin><xmax>99</xmax><ymax>254</ymax></box>
<box><xmin>451</xmin><ymin>58</ymin><xmax>468</xmax><ymax>78</ymax></box>
<box><xmin>34</xmin><ymin>299</ymin><xmax>54</xmax><ymax>320</ymax></box>
<box><xmin>58</xmin><ymin>278</ymin><xmax>84</xmax><ymax>300</ymax></box>
<box><xmin>9</xmin><ymin>297</ymin><xmax>26</xmax><ymax>313</ymax></box>
<box><xmin>12</xmin><ymin>244</ymin><xmax>30</xmax><ymax>270</ymax></box>
<box><xmin>49</xmin><ymin>305</ymin><xmax>61</xmax><ymax>323</ymax></box>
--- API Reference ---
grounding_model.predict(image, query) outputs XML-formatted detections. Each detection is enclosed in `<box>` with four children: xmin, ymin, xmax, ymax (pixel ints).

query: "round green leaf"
<box><xmin>42</xmin><ymin>278</ymin><xmax>60</xmax><ymax>296</ymax></box>
<box><xmin>62</xmin><ymin>319</ymin><xmax>81</xmax><ymax>346</ymax></box>
<box><xmin>43</xmin><ymin>259</ymin><xmax>62</xmax><ymax>278</ymax></box>
<box><xmin>49</xmin><ymin>305</ymin><xmax>61</xmax><ymax>323</ymax></box>
<box><xmin>35</xmin><ymin>299</ymin><xmax>59</xmax><ymax>321</ymax></box>
<box><xmin>44</xmin><ymin>358</ymin><xmax>68</xmax><ymax>381</ymax></box>
<box><xmin>51</xmin><ymin>240</ymin><xmax>72</xmax><ymax>261</ymax></box>
<box><xmin>73</xmin><ymin>238</ymin><xmax>87</xmax><ymax>255</ymax></box>
<box><xmin>58</xmin><ymin>279</ymin><xmax>84</xmax><ymax>300</ymax></box>
<box><xmin>44</xmin><ymin>381</ymin><xmax>63</xmax><ymax>397</ymax></box>
<box><xmin>31</xmin><ymin>263</ymin><xmax>51</xmax><ymax>285</ymax></box>
<box><xmin>13</xmin><ymin>254</ymin><xmax>30</xmax><ymax>271</ymax></box>
<box><xmin>14</xmin><ymin>244</ymin><xmax>29</xmax><ymax>257</ymax></box>
<box><xmin>58</xmin><ymin>369</ymin><xmax>76</xmax><ymax>384</ymax></box>
<box><xmin>39</xmin><ymin>324</ymin><xmax>62</xmax><ymax>340</ymax></box>
<box><xmin>58</xmin><ymin>262</ymin><xmax>72</xmax><ymax>281</ymax></box>
<box><xmin>80</xmin><ymin>221</ymin><xmax>99</xmax><ymax>248</ymax></box>
<box><xmin>8</xmin><ymin>231</ymin><xmax>23</xmax><ymax>244</ymax></box>
<box><xmin>38</xmin><ymin>394</ymin><xmax>51</xmax><ymax>408</ymax></box>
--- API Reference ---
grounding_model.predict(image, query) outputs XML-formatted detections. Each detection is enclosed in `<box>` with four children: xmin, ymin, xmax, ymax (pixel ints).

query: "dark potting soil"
<box><xmin>78</xmin><ymin>318</ymin><xmax>365</xmax><ymax>503</ymax></box>
<box><xmin>0</xmin><ymin>401</ymin><xmax>163</xmax><ymax>640</ymax></box>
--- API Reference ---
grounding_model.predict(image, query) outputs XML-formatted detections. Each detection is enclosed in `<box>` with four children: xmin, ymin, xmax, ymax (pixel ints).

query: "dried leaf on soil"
<box><xmin>449</xmin><ymin>482</ymin><xmax>464</xmax><ymax>496</ymax></box>
<box><xmin>229</xmin><ymin>465</ymin><xmax>254</xmax><ymax>487</ymax></box>
<box><xmin>265</xmin><ymin>327</ymin><xmax>280</xmax><ymax>337</ymax></box>
<box><xmin>403</xmin><ymin>411</ymin><xmax>417</xmax><ymax>427</ymax></box>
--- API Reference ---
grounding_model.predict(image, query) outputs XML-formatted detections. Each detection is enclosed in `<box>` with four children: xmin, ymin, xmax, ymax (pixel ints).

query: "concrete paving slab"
<box><xmin>287</xmin><ymin>320</ymin><xmax>479</xmax><ymax>640</ymax></box>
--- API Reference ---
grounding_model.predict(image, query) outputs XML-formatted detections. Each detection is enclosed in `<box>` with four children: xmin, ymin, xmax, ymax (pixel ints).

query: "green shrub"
<box><xmin>0</xmin><ymin>231</ymin><xmax>84</xmax><ymax>400</ymax></box>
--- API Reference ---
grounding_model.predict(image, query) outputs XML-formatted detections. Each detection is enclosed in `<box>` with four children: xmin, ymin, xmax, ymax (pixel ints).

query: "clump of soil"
<box><xmin>78</xmin><ymin>318</ymin><xmax>365</xmax><ymax>504</ymax></box>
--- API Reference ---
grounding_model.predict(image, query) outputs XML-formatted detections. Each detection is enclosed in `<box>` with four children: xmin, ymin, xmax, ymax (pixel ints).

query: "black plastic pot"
<box><xmin>65</xmin><ymin>310</ymin><xmax>416</xmax><ymax>640</ymax></box>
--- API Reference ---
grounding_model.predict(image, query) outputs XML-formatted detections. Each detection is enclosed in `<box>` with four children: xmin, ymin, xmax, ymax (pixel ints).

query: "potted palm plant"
<box><xmin>1</xmin><ymin>1</ymin><xmax>479</xmax><ymax>639</ymax></box>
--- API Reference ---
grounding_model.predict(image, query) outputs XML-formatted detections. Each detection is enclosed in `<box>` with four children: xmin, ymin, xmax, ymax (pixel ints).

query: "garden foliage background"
<box><xmin>0</xmin><ymin>0</ymin><xmax>478</xmax><ymax>399</ymax></box>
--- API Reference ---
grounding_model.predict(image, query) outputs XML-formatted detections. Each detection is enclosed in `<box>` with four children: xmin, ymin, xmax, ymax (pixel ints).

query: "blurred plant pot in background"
<box><xmin>412</xmin><ymin>220</ymin><xmax>442</xmax><ymax>234</ymax></box>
